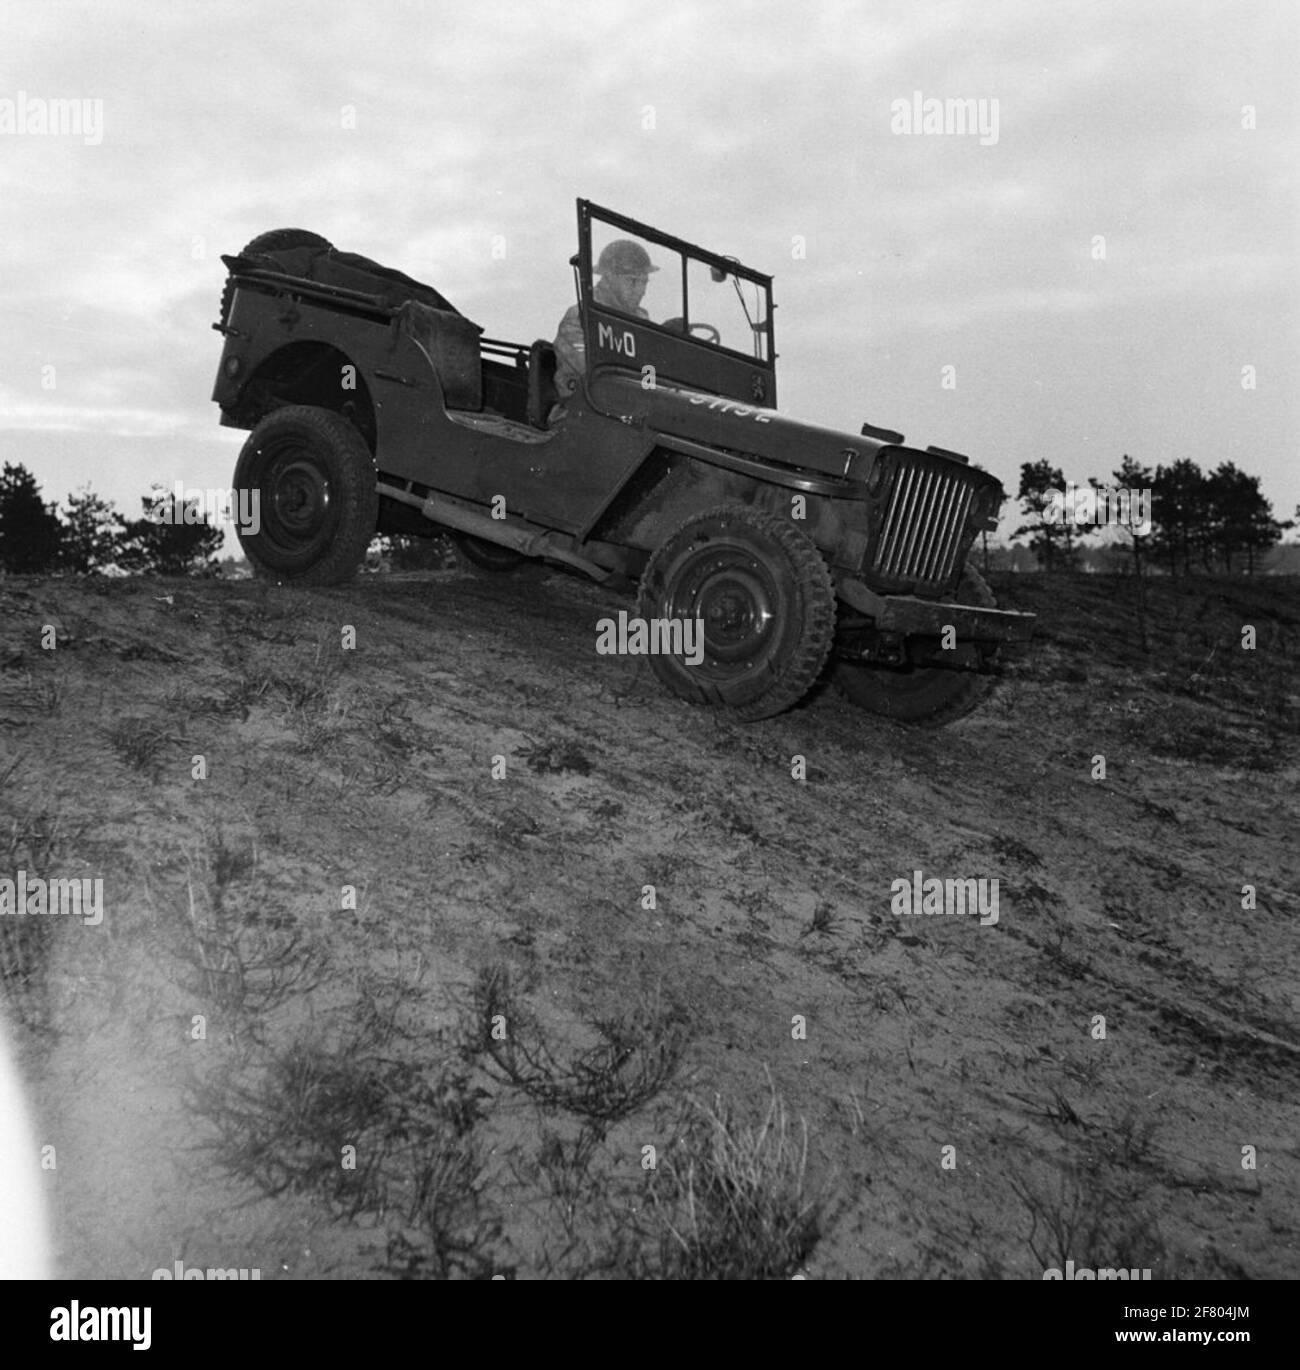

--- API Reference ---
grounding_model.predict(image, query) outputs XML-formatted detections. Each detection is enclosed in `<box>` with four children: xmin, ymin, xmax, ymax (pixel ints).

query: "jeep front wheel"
<box><xmin>833</xmin><ymin>563</ymin><xmax>999</xmax><ymax>726</ymax></box>
<box><xmin>637</xmin><ymin>504</ymin><xmax>836</xmax><ymax>722</ymax></box>
<box><xmin>233</xmin><ymin>405</ymin><xmax>378</xmax><ymax>585</ymax></box>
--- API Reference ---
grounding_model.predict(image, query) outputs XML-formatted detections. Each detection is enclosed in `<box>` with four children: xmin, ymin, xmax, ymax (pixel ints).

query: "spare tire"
<box><xmin>223</xmin><ymin>231</ymin><xmax>334</xmax><ymax>322</ymax></box>
<box><xmin>239</xmin><ymin>228</ymin><xmax>333</xmax><ymax>257</ymax></box>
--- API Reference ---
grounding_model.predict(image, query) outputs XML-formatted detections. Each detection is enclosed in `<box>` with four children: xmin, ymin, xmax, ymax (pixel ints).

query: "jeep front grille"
<box><xmin>871</xmin><ymin>457</ymin><xmax>980</xmax><ymax>587</ymax></box>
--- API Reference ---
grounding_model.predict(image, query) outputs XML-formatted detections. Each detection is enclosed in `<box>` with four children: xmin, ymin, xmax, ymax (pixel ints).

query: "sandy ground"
<box><xmin>0</xmin><ymin>564</ymin><xmax>1296</xmax><ymax>1279</ymax></box>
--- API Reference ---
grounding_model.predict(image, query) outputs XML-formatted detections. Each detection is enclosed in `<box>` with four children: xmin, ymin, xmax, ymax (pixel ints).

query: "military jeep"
<box><xmin>211</xmin><ymin>202</ymin><xmax>1034</xmax><ymax>723</ymax></box>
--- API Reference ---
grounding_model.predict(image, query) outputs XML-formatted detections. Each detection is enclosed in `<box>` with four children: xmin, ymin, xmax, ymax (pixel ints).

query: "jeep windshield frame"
<box><xmin>577</xmin><ymin>199</ymin><xmax>778</xmax><ymax>409</ymax></box>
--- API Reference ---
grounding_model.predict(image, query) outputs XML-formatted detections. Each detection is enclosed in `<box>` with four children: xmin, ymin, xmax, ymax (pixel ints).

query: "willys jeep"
<box><xmin>211</xmin><ymin>201</ymin><xmax>1035</xmax><ymax>723</ymax></box>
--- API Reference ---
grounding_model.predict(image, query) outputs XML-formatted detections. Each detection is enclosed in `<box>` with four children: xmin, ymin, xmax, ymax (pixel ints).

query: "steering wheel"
<box><xmin>662</xmin><ymin>317</ymin><xmax>721</xmax><ymax>345</ymax></box>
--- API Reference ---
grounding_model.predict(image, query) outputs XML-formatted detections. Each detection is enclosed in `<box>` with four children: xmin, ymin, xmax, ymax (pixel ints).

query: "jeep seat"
<box><xmin>525</xmin><ymin>340</ymin><xmax>558</xmax><ymax>430</ymax></box>
<box><xmin>399</xmin><ymin>301</ymin><xmax>484</xmax><ymax>410</ymax></box>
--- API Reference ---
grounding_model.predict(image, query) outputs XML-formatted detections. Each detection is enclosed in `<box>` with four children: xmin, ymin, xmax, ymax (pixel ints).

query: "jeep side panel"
<box><xmin>215</xmin><ymin>275</ymin><xmax>658</xmax><ymax>536</ymax></box>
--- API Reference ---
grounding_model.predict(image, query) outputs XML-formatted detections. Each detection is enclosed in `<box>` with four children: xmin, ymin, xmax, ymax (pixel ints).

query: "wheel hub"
<box><xmin>266</xmin><ymin>452</ymin><xmax>331</xmax><ymax>545</ymax></box>
<box><xmin>674</xmin><ymin>550</ymin><xmax>776</xmax><ymax>667</ymax></box>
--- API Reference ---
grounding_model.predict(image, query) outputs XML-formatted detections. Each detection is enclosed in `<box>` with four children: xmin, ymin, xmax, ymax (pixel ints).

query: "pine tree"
<box><xmin>58</xmin><ymin>486</ymin><xmax>126</xmax><ymax>573</ymax></box>
<box><xmin>0</xmin><ymin>463</ymin><xmax>62</xmax><ymax>573</ymax></box>
<box><xmin>1103</xmin><ymin>455</ymin><xmax>1155</xmax><ymax>579</ymax></box>
<box><xmin>117</xmin><ymin>490</ymin><xmax>225</xmax><ymax>575</ymax></box>
<box><xmin>1011</xmin><ymin>460</ymin><xmax>1084</xmax><ymax>572</ymax></box>
<box><xmin>1150</xmin><ymin>460</ymin><xmax>1206</xmax><ymax>575</ymax></box>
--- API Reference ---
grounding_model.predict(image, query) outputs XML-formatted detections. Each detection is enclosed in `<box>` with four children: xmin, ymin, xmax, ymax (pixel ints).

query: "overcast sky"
<box><xmin>2</xmin><ymin>0</ymin><xmax>1296</xmax><ymax>542</ymax></box>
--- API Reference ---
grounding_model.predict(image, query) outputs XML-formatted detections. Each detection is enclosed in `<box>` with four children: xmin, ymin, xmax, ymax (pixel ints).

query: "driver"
<box><xmin>551</xmin><ymin>239</ymin><xmax>658</xmax><ymax>416</ymax></box>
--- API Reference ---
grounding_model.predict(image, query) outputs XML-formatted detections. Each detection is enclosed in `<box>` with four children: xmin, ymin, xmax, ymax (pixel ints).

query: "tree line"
<box><xmin>0</xmin><ymin>463</ymin><xmax>224</xmax><ymax>575</ymax></box>
<box><xmin>1</xmin><ymin>455</ymin><xmax>1293</xmax><ymax>579</ymax></box>
<box><xmin>1010</xmin><ymin>455</ymin><xmax>1292</xmax><ymax>575</ymax></box>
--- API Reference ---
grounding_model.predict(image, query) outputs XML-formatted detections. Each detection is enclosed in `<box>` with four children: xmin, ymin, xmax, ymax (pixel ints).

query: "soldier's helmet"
<box><xmin>595</xmin><ymin>240</ymin><xmax>659</xmax><ymax>277</ymax></box>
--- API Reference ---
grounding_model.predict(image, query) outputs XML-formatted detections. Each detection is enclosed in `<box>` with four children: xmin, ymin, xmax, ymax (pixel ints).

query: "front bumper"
<box><xmin>837</xmin><ymin>578</ymin><xmax>1037</xmax><ymax>645</ymax></box>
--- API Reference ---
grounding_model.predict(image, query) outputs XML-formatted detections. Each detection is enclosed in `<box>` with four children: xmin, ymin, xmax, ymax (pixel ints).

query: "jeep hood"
<box><xmin>589</xmin><ymin>372</ymin><xmax>1000</xmax><ymax>497</ymax></box>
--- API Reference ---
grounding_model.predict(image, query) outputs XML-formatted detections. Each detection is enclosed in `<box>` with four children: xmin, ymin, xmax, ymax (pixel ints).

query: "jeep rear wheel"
<box><xmin>833</xmin><ymin>563</ymin><xmax>998</xmax><ymax>726</ymax></box>
<box><xmin>233</xmin><ymin>405</ymin><xmax>378</xmax><ymax>586</ymax></box>
<box><xmin>637</xmin><ymin>504</ymin><xmax>836</xmax><ymax>722</ymax></box>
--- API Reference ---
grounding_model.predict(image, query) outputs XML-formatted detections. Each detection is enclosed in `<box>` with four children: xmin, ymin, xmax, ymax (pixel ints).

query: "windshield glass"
<box><xmin>588</xmin><ymin>212</ymin><xmax>770</xmax><ymax>362</ymax></box>
<box><xmin>589</xmin><ymin>221</ymin><xmax>684</xmax><ymax>325</ymax></box>
<box><xmin>685</xmin><ymin>256</ymin><xmax>769</xmax><ymax>361</ymax></box>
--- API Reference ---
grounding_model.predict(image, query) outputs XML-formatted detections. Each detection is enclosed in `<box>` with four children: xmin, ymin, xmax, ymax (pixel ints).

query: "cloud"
<box><xmin>1</xmin><ymin>0</ymin><xmax>1295</xmax><ymax>525</ymax></box>
<box><xmin>0</xmin><ymin>397</ymin><xmax>192</xmax><ymax>438</ymax></box>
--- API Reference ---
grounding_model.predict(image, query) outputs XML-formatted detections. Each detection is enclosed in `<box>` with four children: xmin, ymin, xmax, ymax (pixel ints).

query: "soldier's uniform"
<box><xmin>553</xmin><ymin>281</ymin><xmax>649</xmax><ymax>400</ymax></box>
<box><xmin>552</xmin><ymin>240</ymin><xmax>658</xmax><ymax>414</ymax></box>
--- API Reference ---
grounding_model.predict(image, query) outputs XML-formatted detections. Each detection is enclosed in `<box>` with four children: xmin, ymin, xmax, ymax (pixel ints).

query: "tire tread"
<box><xmin>233</xmin><ymin>404</ymin><xmax>377</xmax><ymax>587</ymax></box>
<box><xmin>638</xmin><ymin>503</ymin><xmax>836</xmax><ymax>722</ymax></box>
